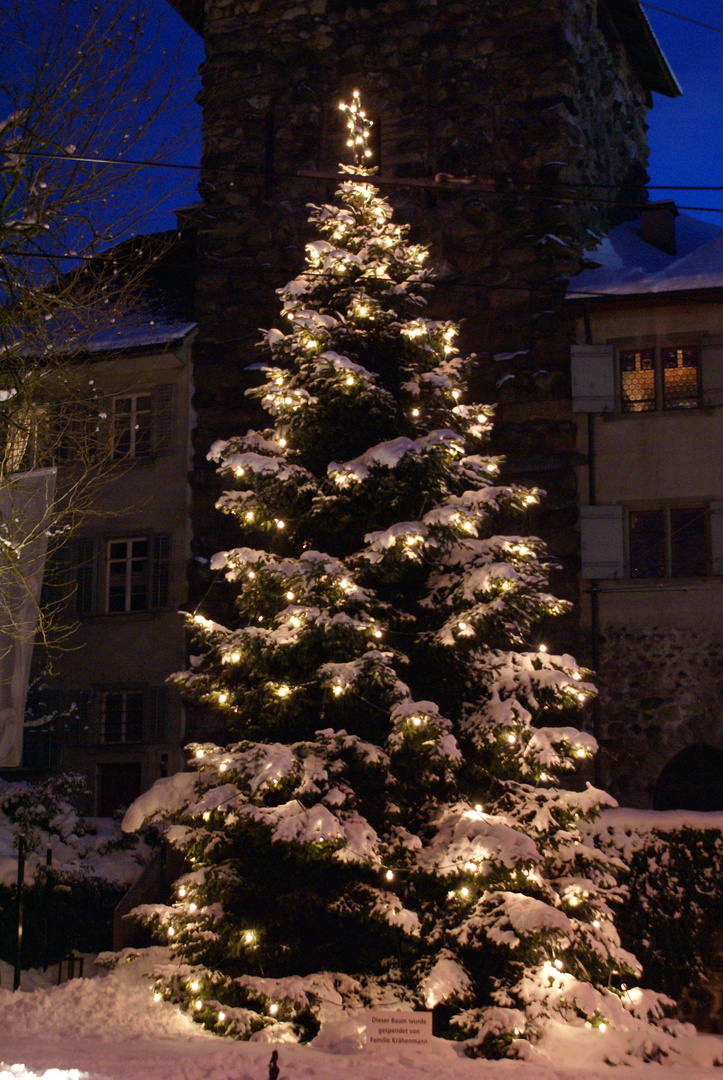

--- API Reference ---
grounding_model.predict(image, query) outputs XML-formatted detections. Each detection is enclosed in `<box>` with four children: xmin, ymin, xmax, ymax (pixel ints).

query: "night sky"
<box><xmin>149</xmin><ymin>1</ymin><xmax>723</xmax><ymax>233</ymax></box>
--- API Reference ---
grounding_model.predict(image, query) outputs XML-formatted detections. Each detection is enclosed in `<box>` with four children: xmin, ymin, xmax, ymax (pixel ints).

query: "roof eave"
<box><xmin>607</xmin><ymin>0</ymin><xmax>682</xmax><ymax>97</ymax></box>
<box><xmin>166</xmin><ymin>0</ymin><xmax>204</xmax><ymax>34</ymax></box>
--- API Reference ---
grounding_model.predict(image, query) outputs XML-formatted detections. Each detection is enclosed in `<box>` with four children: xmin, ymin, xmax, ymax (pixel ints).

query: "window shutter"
<box><xmin>148</xmin><ymin>685</ymin><xmax>170</xmax><ymax>743</ymax></box>
<box><xmin>70</xmin><ymin>538</ymin><xmax>97</xmax><ymax>615</ymax></box>
<box><xmin>152</xmin><ymin>384</ymin><xmax>176</xmax><ymax>456</ymax></box>
<box><xmin>701</xmin><ymin>337</ymin><xmax>723</xmax><ymax>407</ymax></box>
<box><xmin>571</xmin><ymin>344</ymin><xmax>616</xmax><ymax>413</ymax></box>
<box><xmin>150</xmin><ymin>533</ymin><xmax>171</xmax><ymax>610</ymax></box>
<box><xmin>97</xmin><ymin>397</ymin><xmax>113</xmax><ymax>460</ymax></box>
<box><xmin>580</xmin><ymin>504</ymin><xmax>625</xmax><ymax>578</ymax></box>
<box><xmin>711</xmin><ymin>501</ymin><xmax>723</xmax><ymax>575</ymax></box>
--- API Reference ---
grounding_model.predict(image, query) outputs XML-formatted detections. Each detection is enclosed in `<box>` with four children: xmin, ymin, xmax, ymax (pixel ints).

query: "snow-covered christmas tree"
<box><xmin>126</xmin><ymin>93</ymin><xmax>686</xmax><ymax>1061</ymax></box>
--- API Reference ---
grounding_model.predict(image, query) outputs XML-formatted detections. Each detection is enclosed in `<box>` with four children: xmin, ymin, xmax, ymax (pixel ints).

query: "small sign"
<box><xmin>367</xmin><ymin>1010</ymin><xmax>433</xmax><ymax>1048</ymax></box>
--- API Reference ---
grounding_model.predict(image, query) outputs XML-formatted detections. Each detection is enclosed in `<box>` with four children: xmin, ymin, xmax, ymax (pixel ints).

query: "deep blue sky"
<box><xmin>151</xmin><ymin>1</ymin><xmax>723</xmax><ymax>232</ymax></box>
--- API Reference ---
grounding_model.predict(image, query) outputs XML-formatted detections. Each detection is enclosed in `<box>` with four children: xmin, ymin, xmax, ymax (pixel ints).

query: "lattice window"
<box><xmin>100</xmin><ymin>690</ymin><xmax>144</xmax><ymax>744</ymax></box>
<box><xmin>620</xmin><ymin>349</ymin><xmax>656</xmax><ymax>412</ymax></box>
<box><xmin>620</xmin><ymin>345</ymin><xmax>700</xmax><ymax>413</ymax></box>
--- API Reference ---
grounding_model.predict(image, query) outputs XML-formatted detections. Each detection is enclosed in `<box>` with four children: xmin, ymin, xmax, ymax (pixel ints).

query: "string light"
<box><xmin>275</xmin><ymin>519</ymin><xmax>285</xmax><ymax>529</ymax></box>
<box><xmin>333</xmin><ymin>685</ymin><xmax>343</xmax><ymax>696</ymax></box>
<box><xmin>194</xmin><ymin>1000</ymin><xmax>202</xmax><ymax>1012</ymax></box>
<box><xmin>245</xmin><ymin>930</ymin><xmax>255</xmax><ymax>944</ymax></box>
<box><xmin>385</xmin><ymin>869</ymin><xmax>394</xmax><ymax>881</ymax></box>
<box><xmin>190</xmin><ymin>980</ymin><xmax>199</xmax><ymax>992</ymax></box>
<box><xmin>154</xmin><ymin>991</ymin><xmax>162</xmax><ymax>1002</ymax></box>
<box><xmin>245</xmin><ymin>511</ymin><xmax>254</xmax><ymax>522</ymax></box>
<box><xmin>539</xmin><ymin>644</ymin><xmax>547</xmax><ymax>652</ymax></box>
<box><xmin>189</xmin><ymin>902</ymin><xmax>198</xmax><ymax>912</ymax></box>
<box><xmin>178</xmin><ymin>886</ymin><xmax>187</xmax><ymax>898</ymax></box>
<box><xmin>286</xmin><ymin>590</ymin><xmax>294</xmax><ymax>600</ymax></box>
<box><xmin>218</xmin><ymin>693</ymin><xmax>227</xmax><ymax>705</ymax></box>
<box><xmin>277</xmin><ymin>685</ymin><xmax>290</xmax><ymax>698</ymax></box>
<box><xmin>269</xmin><ymin>1003</ymin><xmax>279</xmax><ymax>1015</ymax></box>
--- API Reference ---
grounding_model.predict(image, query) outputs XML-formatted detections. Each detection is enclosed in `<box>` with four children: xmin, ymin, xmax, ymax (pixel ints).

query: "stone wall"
<box><xmin>596</xmin><ymin>625</ymin><xmax>723</xmax><ymax>807</ymax></box>
<box><xmin>189</xmin><ymin>0</ymin><xmax>653</xmax><ymax>581</ymax></box>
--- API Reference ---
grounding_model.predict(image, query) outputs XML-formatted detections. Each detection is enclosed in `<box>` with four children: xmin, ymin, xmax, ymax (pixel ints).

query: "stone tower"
<box><xmin>168</xmin><ymin>0</ymin><xmax>678</xmax><ymax>601</ymax></box>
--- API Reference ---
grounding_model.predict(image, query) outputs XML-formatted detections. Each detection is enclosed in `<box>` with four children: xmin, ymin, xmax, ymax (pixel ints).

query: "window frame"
<box><xmin>99</xmin><ymin>688</ymin><xmax>145</xmax><ymax>745</ymax></box>
<box><xmin>626</xmin><ymin>502</ymin><xmax>710</xmax><ymax>580</ymax></box>
<box><xmin>110</xmin><ymin>391</ymin><xmax>153</xmax><ymax>460</ymax></box>
<box><xmin>105</xmin><ymin>535</ymin><xmax>151</xmax><ymax>614</ymax></box>
<box><xmin>617</xmin><ymin>340</ymin><xmax>702</xmax><ymax>414</ymax></box>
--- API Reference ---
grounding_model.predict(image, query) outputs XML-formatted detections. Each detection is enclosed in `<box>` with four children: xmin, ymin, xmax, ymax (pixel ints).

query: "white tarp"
<box><xmin>0</xmin><ymin>467</ymin><xmax>57</xmax><ymax>766</ymax></box>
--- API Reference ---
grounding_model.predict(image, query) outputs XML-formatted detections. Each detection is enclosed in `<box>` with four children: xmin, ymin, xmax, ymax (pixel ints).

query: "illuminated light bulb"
<box><xmin>194</xmin><ymin>614</ymin><xmax>207</xmax><ymax>626</ymax></box>
<box><xmin>279</xmin><ymin>437</ymin><xmax>287</xmax><ymax>447</ymax></box>
<box><xmin>525</xmin><ymin>495</ymin><xmax>536</xmax><ymax>505</ymax></box>
<box><xmin>195</xmin><ymin>1000</ymin><xmax>202</xmax><ymax>1012</ymax></box>
<box><xmin>332</xmin><ymin>685</ymin><xmax>343</xmax><ymax>697</ymax></box>
<box><xmin>178</xmin><ymin>886</ymin><xmax>187</xmax><ymax>898</ymax></box>
<box><xmin>458</xmin><ymin>621</ymin><xmax>467</xmax><ymax>631</ymax></box>
<box><xmin>190</xmin><ymin>980</ymin><xmax>199</xmax><ymax>992</ymax></box>
<box><xmin>553</xmin><ymin>959</ymin><xmax>563</xmax><ymax>970</ymax></box>
<box><xmin>257</xmin><ymin>615</ymin><xmax>264</xmax><ymax>622</ymax></box>
<box><xmin>269</xmin><ymin>1003</ymin><xmax>279</xmax><ymax>1015</ymax></box>
<box><xmin>291</xmin><ymin>616</ymin><xmax>301</xmax><ymax>628</ymax></box>
<box><xmin>477</xmin><ymin>414</ymin><xmax>485</xmax><ymax>423</ymax></box>
<box><xmin>340</xmin><ymin>578</ymin><xmax>350</xmax><ymax>589</ymax></box>
<box><xmin>218</xmin><ymin>693</ymin><xmax>227</xmax><ymax>705</ymax></box>
<box><xmin>245</xmin><ymin>931</ymin><xmax>255</xmax><ymax>944</ymax></box>
<box><xmin>284</xmin><ymin>396</ymin><xmax>293</xmax><ymax>405</ymax></box>
<box><xmin>189</xmin><ymin>902</ymin><xmax>197</xmax><ymax>912</ymax></box>
<box><xmin>218</xmin><ymin>1012</ymin><xmax>225</xmax><ymax>1022</ymax></box>
<box><xmin>358</xmin><ymin>306</ymin><xmax>367</xmax><ymax>316</ymax></box>
<box><xmin>486</xmin><ymin>463</ymin><xmax>497</xmax><ymax>473</ymax></box>
<box><xmin>203</xmin><ymin>811</ymin><xmax>210</xmax><ymax>821</ymax></box>
<box><xmin>219</xmin><ymin>762</ymin><xmax>228</xmax><ymax>772</ymax></box>
<box><xmin>572</xmin><ymin>671</ymin><xmax>581</xmax><ymax>680</ymax></box>
<box><xmin>286</xmin><ymin>591</ymin><xmax>294</xmax><ymax>600</ymax></box>
<box><xmin>278</xmin><ymin>685</ymin><xmax>290</xmax><ymax>698</ymax></box>
<box><xmin>231</xmin><ymin>652</ymin><xmax>240</xmax><ymax>663</ymax></box>
<box><xmin>599</xmin><ymin>1023</ymin><xmax>607</xmax><ymax>1033</ymax></box>
<box><xmin>507</xmin><ymin>733</ymin><xmax>516</xmax><ymax>745</ymax></box>
<box><xmin>513</xmin><ymin>1027</ymin><xmax>522</xmax><ymax>1037</ymax></box>
<box><xmin>154</xmin><ymin>991</ymin><xmax>162</xmax><ymax>1002</ymax></box>
<box><xmin>412</xmin><ymin>408</ymin><xmax>420</xmax><ymax>417</ymax></box>
<box><xmin>235</xmin><ymin>467</ymin><xmax>244</xmax><ymax>478</ymax></box>
<box><xmin>568</xmin><ymin>895</ymin><xmax>579</xmax><ymax>907</ymax></box>
<box><xmin>540</xmin><ymin>772</ymin><xmax>548</xmax><ymax>782</ymax></box>
<box><xmin>385</xmin><ymin>869</ymin><xmax>394</xmax><ymax>881</ymax></box>
<box><xmin>365</xmin><ymin>148</ymin><xmax>372</xmax><ymax>158</ymax></box>
<box><xmin>577</xmin><ymin>693</ymin><xmax>586</xmax><ymax>703</ymax></box>
<box><xmin>575</xmin><ymin>747</ymin><xmax>586</xmax><ymax>758</ymax></box>
<box><xmin>276</xmin><ymin>519</ymin><xmax>285</xmax><ymax>530</ymax></box>
<box><xmin>373</xmin><ymin>628</ymin><xmax>382</xmax><ymax>638</ymax></box>
<box><xmin>274</xmin><ymin>376</ymin><xmax>284</xmax><ymax>385</ymax></box>
<box><xmin>411</xmin><ymin>717</ymin><xmax>422</xmax><ymax>727</ymax></box>
<box><xmin>346</xmin><ymin>375</ymin><xmax>354</xmax><ymax>386</ymax></box>
<box><xmin>167</xmin><ymin>926</ymin><xmax>175</xmax><ymax>937</ymax></box>
<box><xmin>474</xmin><ymin>803</ymin><xmax>482</xmax><ymax>813</ymax></box>
<box><xmin>539</xmin><ymin>644</ymin><xmax>547</xmax><ymax>653</ymax></box>
<box><xmin>460</xmin><ymin>886</ymin><xmax>470</xmax><ymax>898</ymax></box>
<box><xmin>195</xmin><ymin>749</ymin><xmax>204</xmax><ymax>759</ymax></box>
<box><xmin>452</xmin><ymin>390</ymin><xmax>460</xmax><ymax>400</ymax></box>
<box><xmin>248</xmin><ymin>570</ymin><xmax>256</xmax><ymax>579</ymax></box>
<box><xmin>245</xmin><ymin>511</ymin><xmax>254</xmax><ymax>522</ymax></box>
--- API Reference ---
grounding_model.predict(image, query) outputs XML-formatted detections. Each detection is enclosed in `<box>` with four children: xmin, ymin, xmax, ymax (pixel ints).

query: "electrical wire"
<box><xmin>641</xmin><ymin>2</ymin><xmax>723</xmax><ymax>36</ymax></box>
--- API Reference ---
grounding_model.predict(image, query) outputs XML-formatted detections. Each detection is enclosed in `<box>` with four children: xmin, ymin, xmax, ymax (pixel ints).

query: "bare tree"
<box><xmin>0</xmin><ymin>0</ymin><xmax>198</xmax><ymax>763</ymax></box>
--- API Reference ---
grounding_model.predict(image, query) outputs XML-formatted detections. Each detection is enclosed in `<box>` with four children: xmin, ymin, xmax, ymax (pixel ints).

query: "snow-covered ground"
<box><xmin>1</xmin><ymin>949</ymin><xmax>721</xmax><ymax>1080</ymax></box>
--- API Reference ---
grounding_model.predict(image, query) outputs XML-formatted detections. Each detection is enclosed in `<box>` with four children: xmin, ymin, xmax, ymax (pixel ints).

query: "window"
<box><xmin>629</xmin><ymin>505</ymin><xmax>707</xmax><ymax>578</ymax></box>
<box><xmin>580</xmin><ymin>503</ymin><xmax>723</xmax><ymax>579</ymax></box>
<box><xmin>620</xmin><ymin>345</ymin><xmax>699</xmax><ymax>412</ymax></box>
<box><xmin>111</xmin><ymin>393</ymin><xmax>153</xmax><ymax>459</ymax></box>
<box><xmin>100</xmin><ymin>690</ymin><xmax>145</xmax><ymax>744</ymax></box>
<box><xmin>66</xmin><ymin>533</ymin><xmax>171</xmax><ymax>615</ymax></box>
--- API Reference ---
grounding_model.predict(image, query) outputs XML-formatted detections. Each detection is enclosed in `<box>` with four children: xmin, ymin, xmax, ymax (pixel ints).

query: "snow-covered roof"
<box><xmin>567</xmin><ymin>213</ymin><xmax>723</xmax><ymax>299</ymax></box>
<box><xmin>76</xmin><ymin>316</ymin><xmax>197</xmax><ymax>354</ymax></box>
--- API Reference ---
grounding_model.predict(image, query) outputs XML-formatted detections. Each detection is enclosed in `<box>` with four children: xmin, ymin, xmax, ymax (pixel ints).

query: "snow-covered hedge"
<box><xmin>0</xmin><ymin>776</ymin><xmax>153</xmax><ymax>965</ymax></box>
<box><xmin>585</xmin><ymin>809</ymin><xmax>723</xmax><ymax>1000</ymax></box>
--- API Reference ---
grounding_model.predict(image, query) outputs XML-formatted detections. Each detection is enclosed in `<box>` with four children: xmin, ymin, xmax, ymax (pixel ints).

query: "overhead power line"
<box><xmin>18</xmin><ymin>150</ymin><xmax>723</xmax><ymax>213</ymax></box>
<box><xmin>641</xmin><ymin>2</ymin><xmax>723</xmax><ymax>36</ymax></box>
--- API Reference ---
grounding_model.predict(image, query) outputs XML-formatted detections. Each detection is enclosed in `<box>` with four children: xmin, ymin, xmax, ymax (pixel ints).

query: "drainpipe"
<box><xmin>584</xmin><ymin>302</ymin><xmax>602</xmax><ymax>787</ymax></box>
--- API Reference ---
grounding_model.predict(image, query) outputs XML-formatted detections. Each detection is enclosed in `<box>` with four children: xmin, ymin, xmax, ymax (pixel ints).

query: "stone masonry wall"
<box><xmin>596</xmin><ymin>626</ymin><xmax>723</xmax><ymax>807</ymax></box>
<box><xmin>190</xmin><ymin>0</ymin><xmax>652</xmax><ymax>628</ymax></box>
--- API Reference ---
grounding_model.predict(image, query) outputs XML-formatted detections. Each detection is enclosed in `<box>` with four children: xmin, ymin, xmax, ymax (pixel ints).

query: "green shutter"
<box><xmin>151</xmin><ymin>533</ymin><xmax>171</xmax><ymax>610</ymax></box>
<box><xmin>152</xmin><ymin>384</ymin><xmax>176</xmax><ymax>456</ymax></box>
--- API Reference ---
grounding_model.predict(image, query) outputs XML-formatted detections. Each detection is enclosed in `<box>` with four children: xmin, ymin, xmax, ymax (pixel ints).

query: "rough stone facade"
<box><xmin>188</xmin><ymin>0</ymin><xmax>658</xmax><ymax>602</ymax></box>
<box><xmin>596</xmin><ymin>626</ymin><xmax>723</xmax><ymax>808</ymax></box>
